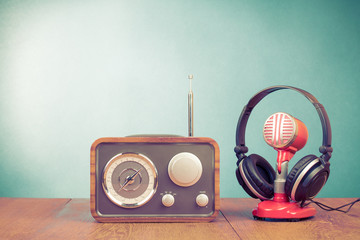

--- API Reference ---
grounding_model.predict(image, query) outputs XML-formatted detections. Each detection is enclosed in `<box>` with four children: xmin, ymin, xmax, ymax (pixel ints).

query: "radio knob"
<box><xmin>162</xmin><ymin>194</ymin><xmax>175</xmax><ymax>207</ymax></box>
<box><xmin>168</xmin><ymin>152</ymin><xmax>202</xmax><ymax>187</ymax></box>
<box><xmin>196</xmin><ymin>194</ymin><xmax>209</xmax><ymax>207</ymax></box>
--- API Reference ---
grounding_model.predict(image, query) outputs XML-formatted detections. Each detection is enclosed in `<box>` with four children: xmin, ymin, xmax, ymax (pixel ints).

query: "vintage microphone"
<box><xmin>262</xmin><ymin>112</ymin><xmax>309</xmax><ymax>204</ymax></box>
<box><xmin>248</xmin><ymin>112</ymin><xmax>317</xmax><ymax>220</ymax></box>
<box><xmin>263</xmin><ymin>112</ymin><xmax>308</xmax><ymax>173</ymax></box>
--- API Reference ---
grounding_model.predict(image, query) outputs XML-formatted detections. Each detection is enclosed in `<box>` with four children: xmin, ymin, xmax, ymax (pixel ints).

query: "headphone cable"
<box><xmin>301</xmin><ymin>198</ymin><xmax>360</xmax><ymax>213</ymax></box>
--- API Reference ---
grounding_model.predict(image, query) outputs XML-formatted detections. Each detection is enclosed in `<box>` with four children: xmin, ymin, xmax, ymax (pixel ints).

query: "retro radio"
<box><xmin>90</xmin><ymin>76</ymin><xmax>220</xmax><ymax>222</ymax></box>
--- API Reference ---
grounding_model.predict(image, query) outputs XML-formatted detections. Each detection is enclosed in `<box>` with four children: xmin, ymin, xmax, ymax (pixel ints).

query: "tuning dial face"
<box><xmin>102</xmin><ymin>153</ymin><xmax>158</xmax><ymax>208</ymax></box>
<box><xmin>168</xmin><ymin>152</ymin><xmax>203</xmax><ymax>187</ymax></box>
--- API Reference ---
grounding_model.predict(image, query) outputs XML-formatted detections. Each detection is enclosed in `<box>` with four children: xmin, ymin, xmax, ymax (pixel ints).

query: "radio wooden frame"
<box><xmin>90</xmin><ymin>136</ymin><xmax>220</xmax><ymax>222</ymax></box>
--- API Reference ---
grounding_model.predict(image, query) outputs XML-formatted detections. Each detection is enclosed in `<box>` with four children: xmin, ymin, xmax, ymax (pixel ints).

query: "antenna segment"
<box><xmin>188</xmin><ymin>75</ymin><xmax>194</xmax><ymax>137</ymax></box>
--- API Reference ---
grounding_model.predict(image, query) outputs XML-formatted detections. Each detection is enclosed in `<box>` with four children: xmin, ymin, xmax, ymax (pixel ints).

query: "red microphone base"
<box><xmin>252</xmin><ymin>194</ymin><xmax>316</xmax><ymax>220</ymax></box>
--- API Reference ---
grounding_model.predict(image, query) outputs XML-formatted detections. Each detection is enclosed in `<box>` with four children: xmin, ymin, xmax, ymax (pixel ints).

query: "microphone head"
<box><xmin>263</xmin><ymin>112</ymin><xmax>308</xmax><ymax>151</ymax></box>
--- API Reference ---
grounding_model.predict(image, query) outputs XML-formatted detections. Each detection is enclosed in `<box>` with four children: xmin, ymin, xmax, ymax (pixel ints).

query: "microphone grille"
<box><xmin>263</xmin><ymin>112</ymin><xmax>296</xmax><ymax>148</ymax></box>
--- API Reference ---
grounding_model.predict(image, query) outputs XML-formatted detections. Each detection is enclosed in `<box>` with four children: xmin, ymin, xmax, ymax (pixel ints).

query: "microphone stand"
<box><xmin>252</xmin><ymin>160</ymin><xmax>317</xmax><ymax>221</ymax></box>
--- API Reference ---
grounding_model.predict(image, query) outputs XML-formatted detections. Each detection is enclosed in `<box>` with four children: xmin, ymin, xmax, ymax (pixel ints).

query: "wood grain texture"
<box><xmin>90</xmin><ymin>136</ymin><xmax>220</xmax><ymax>222</ymax></box>
<box><xmin>0</xmin><ymin>198</ymin><xmax>237</xmax><ymax>240</ymax></box>
<box><xmin>1</xmin><ymin>198</ymin><xmax>358</xmax><ymax>239</ymax></box>
<box><xmin>0</xmin><ymin>198</ymin><xmax>71</xmax><ymax>240</ymax></box>
<box><xmin>220</xmin><ymin>198</ymin><xmax>360</xmax><ymax>240</ymax></box>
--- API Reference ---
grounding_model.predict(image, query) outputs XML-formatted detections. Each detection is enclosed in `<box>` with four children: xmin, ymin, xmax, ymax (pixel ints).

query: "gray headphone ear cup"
<box><xmin>238</xmin><ymin>154</ymin><xmax>276</xmax><ymax>200</ymax></box>
<box><xmin>285</xmin><ymin>154</ymin><xmax>329</xmax><ymax>202</ymax></box>
<box><xmin>285</xmin><ymin>155</ymin><xmax>317</xmax><ymax>194</ymax></box>
<box><xmin>236</xmin><ymin>167</ymin><xmax>258</xmax><ymax>199</ymax></box>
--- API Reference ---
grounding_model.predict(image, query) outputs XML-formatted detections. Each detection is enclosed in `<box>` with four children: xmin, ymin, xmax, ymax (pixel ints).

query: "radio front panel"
<box><xmin>90</xmin><ymin>137</ymin><xmax>219</xmax><ymax>222</ymax></box>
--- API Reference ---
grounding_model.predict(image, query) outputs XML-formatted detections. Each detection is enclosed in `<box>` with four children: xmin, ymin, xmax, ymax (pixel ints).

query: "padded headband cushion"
<box><xmin>235</xmin><ymin>86</ymin><xmax>332</xmax><ymax>162</ymax></box>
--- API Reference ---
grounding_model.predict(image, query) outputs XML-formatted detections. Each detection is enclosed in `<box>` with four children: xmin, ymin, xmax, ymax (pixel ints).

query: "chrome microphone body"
<box><xmin>263</xmin><ymin>112</ymin><xmax>308</xmax><ymax>173</ymax></box>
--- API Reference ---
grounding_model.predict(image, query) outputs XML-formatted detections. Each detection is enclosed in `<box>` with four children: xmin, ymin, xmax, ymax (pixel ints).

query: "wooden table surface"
<box><xmin>0</xmin><ymin>198</ymin><xmax>359</xmax><ymax>240</ymax></box>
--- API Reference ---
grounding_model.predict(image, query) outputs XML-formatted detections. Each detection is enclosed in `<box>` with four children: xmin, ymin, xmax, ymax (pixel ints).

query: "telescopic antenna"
<box><xmin>188</xmin><ymin>75</ymin><xmax>194</xmax><ymax>137</ymax></box>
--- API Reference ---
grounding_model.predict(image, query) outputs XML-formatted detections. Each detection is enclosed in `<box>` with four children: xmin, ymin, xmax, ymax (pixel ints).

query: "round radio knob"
<box><xmin>196</xmin><ymin>194</ymin><xmax>209</xmax><ymax>207</ymax></box>
<box><xmin>168</xmin><ymin>152</ymin><xmax>202</xmax><ymax>187</ymax></box>
<box><xmin>162</xmin><ymin>194</ymin><xmax>175</xmax><ymax>207</ymax></box>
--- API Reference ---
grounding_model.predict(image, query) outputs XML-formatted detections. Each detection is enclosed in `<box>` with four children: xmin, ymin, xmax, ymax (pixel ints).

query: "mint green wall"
<box><xmin>0</xmin><ymin>0</ymin><xmax>359</xmax><ymax>198</ymax></box>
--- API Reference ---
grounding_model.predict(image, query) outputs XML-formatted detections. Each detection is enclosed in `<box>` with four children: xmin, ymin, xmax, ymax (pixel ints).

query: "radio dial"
<box><xmin>168</xmin><ymin>152</ymin><xmax>202</xmax><ymax>187</ymax></box>
<box><xmin>196</xmin><ymin>194</ymin><xmax>209</xmax><ymax>207</ymax></box>
<box><xmin>162</xmin><ymin>194</ymin><xmax>175</xmax><ymax>207</ymax></box>
<box><xmin>102</xmin><ymin>153</ymin><xmax>158</xmax><ymax>208</ymax></box>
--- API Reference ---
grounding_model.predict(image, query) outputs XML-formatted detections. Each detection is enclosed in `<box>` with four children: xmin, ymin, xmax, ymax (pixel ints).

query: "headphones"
<box><xmin>234</xmin><ymin>86</ymin><xmax>333</xmax><ymax>202</ymax></box>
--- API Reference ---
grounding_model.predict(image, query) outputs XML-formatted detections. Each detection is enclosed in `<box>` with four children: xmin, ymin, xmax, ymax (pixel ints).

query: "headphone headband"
<box><xmin>235</xmin><ymin>86</ymin><xmax>332</xmax><ymax>162</ymax></box>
